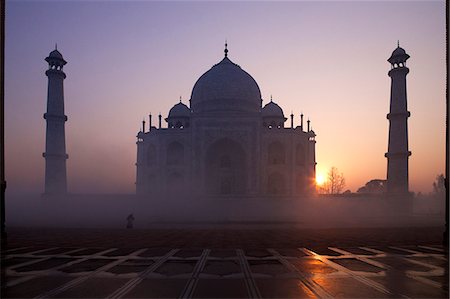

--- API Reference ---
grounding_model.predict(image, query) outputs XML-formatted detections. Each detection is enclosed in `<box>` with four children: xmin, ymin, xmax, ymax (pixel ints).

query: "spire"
<box><xmin>300</xmin><ymin>113</ymin><xmax>304</xmax><ymax>131</ymax></box>
<box><xmin>290</xmin><ymin>111</ymin><xmax>294</xmax><ymax>129</ymax></box>
<box><xmin>270</xmin><ymin>95</ymin><xmax>273</xmax><ymax>102</ymax></box>
<box><xmin>149</xmin><ymin>113</ymin><xmax>152</xmax><ymax>131</ymax></box>
<box><xmin>55</xmin><ymin>43</ymin><xmax>58</xmax><ymax>50</ymax></box>
<box><xmin>224</xmin><ymin>40</ymin><xmax>228</xmax><ymax>57</ymax></box>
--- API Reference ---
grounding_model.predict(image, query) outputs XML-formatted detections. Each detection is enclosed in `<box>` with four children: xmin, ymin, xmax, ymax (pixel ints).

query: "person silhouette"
<box><xmin>126</xmin><ymin>213</ymin><xmax>135</xmax><ymax>229</ymax></box>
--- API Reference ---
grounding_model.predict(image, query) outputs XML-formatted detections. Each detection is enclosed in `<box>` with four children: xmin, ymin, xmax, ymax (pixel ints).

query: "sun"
<box><xmin>316</xmin><ymin>173</ymin><xmax>325</xmax><ymax>186</ymax></box>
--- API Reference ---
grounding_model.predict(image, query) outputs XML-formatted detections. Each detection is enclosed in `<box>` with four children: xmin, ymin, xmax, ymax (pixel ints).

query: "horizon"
<box><xmin>5</xmin><ymin>1</ymin><xmax>446</xmax><ymax>195</ymax></box>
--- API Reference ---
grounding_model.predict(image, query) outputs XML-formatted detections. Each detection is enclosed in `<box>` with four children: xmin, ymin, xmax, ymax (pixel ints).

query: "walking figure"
<box><xmin>126</xmin><ymin>213</ymin><xmax>135</xmax><ymax>229</ymax></box>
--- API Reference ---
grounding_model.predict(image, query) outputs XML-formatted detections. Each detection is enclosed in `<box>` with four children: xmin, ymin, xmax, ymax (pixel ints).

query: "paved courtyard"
<box><xmin>1</xmin><ymin>227</ymin><xmax>449</xmax><ymax>298</ymax></box>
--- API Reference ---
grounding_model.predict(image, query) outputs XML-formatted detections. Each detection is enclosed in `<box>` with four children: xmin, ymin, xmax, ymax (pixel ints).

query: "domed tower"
<box><xmin>385</xmin><ymin>43</ymin><xmax>411</xmax><ymax>196</ymax></box>
<box><xmin>43</xmin><ymin>46</ymin><xmax>68</xmax><ymax>195</ymax></box>
<box><xmin>262</xmin><ymin>97</ymin><xmax>287</xmax><ymax>128</ymax></box>
<box><xmin>166</xmin><ymin>99</ymin><xmax>191</xmax><ymax>128</ymax></box>
<box><xmin>190</xmin><ymin>43</ymin><xmax>262</xmax><ymax>114</ymax></box>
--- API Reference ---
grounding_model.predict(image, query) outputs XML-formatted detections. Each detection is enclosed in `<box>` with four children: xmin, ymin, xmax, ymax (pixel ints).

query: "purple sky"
<box><xmin>5</xmin><ymin>1</ymin><xmax>446</xmax><ymax>194</ymax></box>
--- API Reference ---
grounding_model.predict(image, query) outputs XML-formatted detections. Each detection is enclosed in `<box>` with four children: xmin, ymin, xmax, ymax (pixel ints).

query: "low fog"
<box><xmin>5</xmin><ymin>191</ymin><xmax>445</xmax><ymax>229</ymax></box>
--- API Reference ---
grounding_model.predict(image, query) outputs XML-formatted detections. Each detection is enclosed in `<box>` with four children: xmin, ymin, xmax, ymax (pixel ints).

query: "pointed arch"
<box><xmin>147</xmin><ymin>144</ymin><xmax>157</xmax><ymax>167</ymax></box>
<box><xmin>268</xmin><ymin>141</ymin><xmax>285</xmax><ymax>165</ymax></box>
<box><xmin>296</xmin><ymin>143</ymin><xmax>305</xmax><ymax>165</ymax></box>
<box><xmin>205</xmin><ymin>138</ymin><xmax>247</xmax><ymax>195</ymax></box>
<box><xmin>166</xmin><ymin>141</ymin><xmax>184</xmax><ymax>165</ymax></box>
<box><xmin>295</xmin><ymin>174</ymin><xmax>306</xmax><ymax>194</ymax></box>
<box><xmin>268</xmin><ymin>172</ymin><xmax>286</xmax><ymax>195</ymax></box>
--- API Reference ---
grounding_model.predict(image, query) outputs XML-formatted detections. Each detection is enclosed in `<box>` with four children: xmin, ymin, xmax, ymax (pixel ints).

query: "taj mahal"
<box><xmin>42</xmin><ymin>42</ymin><xmax>414</xmax><ymax>212</ymax></box>
<box><xmin>25</xmin><ymin>40</ymin><xmax>432</xmax><ymax>225</ymax></box>
<box><xmin>135</xmin><ymin>44</ymin><xmax>317</xmax><ymax>198</ymax></box>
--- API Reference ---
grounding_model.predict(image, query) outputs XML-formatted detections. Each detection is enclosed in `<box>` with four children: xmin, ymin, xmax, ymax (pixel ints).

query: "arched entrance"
<box><xmin>268</xmin><ymin>141</ymin><xmax>285</xmax><ymax>165</ymax></box>
<box><xmin>205</xmin><ymin>138</ymin><xmax>247</xmax><ymax>195</ymax></box>
<box><xmin>268</xmin><ymin>172</ymin><xmax>286</xmax><ymax>195</ymax></box>
<box><xmin>166</xmin><ymin>142</ymin><xmax>184</xmax><ymax>165</ymax></box>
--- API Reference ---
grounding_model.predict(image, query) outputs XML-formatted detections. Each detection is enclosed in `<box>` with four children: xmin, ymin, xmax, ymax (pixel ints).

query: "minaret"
<box><xmin>385</xmin><ymin>43</ymin><xmax>411</xmax><ymax>195</ymax></box>
<box><xmin>43</xmin><ymin>46</ymin><xmax>68</xmax><ymax>195</ymax></box>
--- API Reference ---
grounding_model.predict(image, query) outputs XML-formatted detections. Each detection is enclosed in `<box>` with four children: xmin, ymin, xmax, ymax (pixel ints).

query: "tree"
<box><xmin>432</xmin><ymin>174</ymin><xmax>445</xmax><ymax>195</ymax></box>
<box><xmin>321</xmin><ymin>167</ymin><xmax>346</xmax><ymax>194</ymax></box>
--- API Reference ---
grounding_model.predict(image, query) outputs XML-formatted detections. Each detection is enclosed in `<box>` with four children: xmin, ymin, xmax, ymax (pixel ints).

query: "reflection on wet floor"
<box><xmin>4</xmin><ymin>244</ymin><xmax>448</xmax><ymax>298</ymax></box>
<box><xmin>290</xmin><ymin>258</ymin><xmax>338</xmax><ymax>275</ymax></box>
<box><xmin>248</xmin><ymin>259</ymin><xmax>291</xmax><ymax>276</ymax></box>
<box><xmin>331</xmin><ymin>258</ymin><xmax>384</xmax><ymax>273</ymax></box>
<box><xmin>370</xmin><ymin>256</ymin><xmax>433</xmax><ymax>271</ymax></box>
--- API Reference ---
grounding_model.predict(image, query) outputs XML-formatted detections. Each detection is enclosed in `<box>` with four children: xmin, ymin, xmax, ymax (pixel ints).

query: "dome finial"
<box><xmin>270</xmin><ymin>94</ymin><xmax>273</xmax><ymax>102</ymax></box>
<box><xmin>224</xmin><ymin>40</ymin><xmax>228</xmax><ymax>57</ymax></box>
<box><xmin>55</xmin><ymin>43</ymin><xmax>58</xmax><ymax>50</ymax></box>
<box><xmin>179</xmin><ymin>96</ymin><xmax>182</xmax><ymax>103</ymax></box>
<box><xmin>397</xmin><ymin>40</ymin><xmax>400</xmax><ymax>48</ymax></box>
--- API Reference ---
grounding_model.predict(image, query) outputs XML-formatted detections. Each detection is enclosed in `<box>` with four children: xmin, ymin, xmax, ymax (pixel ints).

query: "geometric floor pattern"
<box><xmin>3</xmin><ymin>244</ymin><xmax>448</xmax><ymax>298</ymax></box>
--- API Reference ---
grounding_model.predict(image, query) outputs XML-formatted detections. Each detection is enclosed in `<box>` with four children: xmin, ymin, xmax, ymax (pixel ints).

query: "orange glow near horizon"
<box><xmin>4</xmin><ymin>1</ymin><xmax>445</xmax><ymax>195</ymax></box>
<box><xmin>316</xmin><ymin>173</ymin><xmax>325</xmax><ymax>186</ymax></box>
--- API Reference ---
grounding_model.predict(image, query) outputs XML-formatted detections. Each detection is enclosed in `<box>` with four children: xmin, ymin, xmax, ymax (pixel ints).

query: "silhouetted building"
<box><xmin>136</xmin><ymin>44</ymin><xmax>317</xmax><ymax>198</ymax></box>
<box><xmin>43</xmin><ymin>47</ymin><xmax>68</xmax><ymax>195</ymax></box>
<box><xmin>357</xmin><ymin>179</ymin><xmax>387</xmax><ymax>194</ymax></box>
<box><xmin>385</xmin><ymin>43</ymin><xmax>411</xmax><ymax>195</ymax></box>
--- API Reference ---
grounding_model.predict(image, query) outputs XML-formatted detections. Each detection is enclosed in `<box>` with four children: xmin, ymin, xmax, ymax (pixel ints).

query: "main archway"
<box><xmin>205</xmin><ymin>138</ymin><xmax>247</xmax><ymax>195</ymax></box>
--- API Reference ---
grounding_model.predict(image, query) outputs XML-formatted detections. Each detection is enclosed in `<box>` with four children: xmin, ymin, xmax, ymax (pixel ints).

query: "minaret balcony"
<box><xmin>43</xmin><ymin>113</ymin><xmax>68</xmax><ymax>122</ymax></box>
<box><xmin>45</xmin><ymin>69</ymin><xmax>66</xmax><ymax>78</ymax></box>
<box><xmin>386</xmin><ymin>111</ymin><xmax>410</xmax><ymax>119</ymax></box>
<box><xmin>42</xmin><ymin>152</ymin><xmax>69</xmax><ymax>159</ymax></box>
<box><xmin>388</xmin><ymin>67</ymin><xmax>409</xmax><ymax>77</ymax></box>
<box><xmin>384</xmin><ymin>151</ymin><xmax>412</xmax><ymax>158</ymax></box>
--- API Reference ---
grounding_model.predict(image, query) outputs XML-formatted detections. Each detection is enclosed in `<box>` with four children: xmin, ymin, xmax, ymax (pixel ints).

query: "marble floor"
<box><xmin>2</xmin><ymin>243</ymin><xmax>448</xmax><ymax>298</ymax></box>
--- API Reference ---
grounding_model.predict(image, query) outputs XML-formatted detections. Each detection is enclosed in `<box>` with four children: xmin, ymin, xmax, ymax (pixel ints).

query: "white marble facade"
<box><xmin>136</xmin><ymin>48</ymin><xmax>316</xmax><ymax>198</ymax></box>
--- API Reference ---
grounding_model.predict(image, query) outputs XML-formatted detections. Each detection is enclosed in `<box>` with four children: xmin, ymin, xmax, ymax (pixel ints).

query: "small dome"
<box><xmin>49</xmin><ymin>49</ymin><xmax>64</xmax><ymax>59</ymax></box>
<box><xmin>388</xmin><ymin>46</ymin><xmax>409</xmax><ymax>64</ymax></box>
<box><xmin>391</xmin><ymin>47</ymin><xmax>406</xmax><ymax>57</ymax></box>
<box><xmin>262</xmin><ymin>101</ymin><xmax>284</xmax><ymax>118</ymax></box>
<box><xmin>168</xmin><ymin>102</ymin><xmax>190</xmax><ymax>118</ymax></box>
<box><xmin>45</xmin><ymin>48</ymin><xmax>67</xmax><ymax>66</ymax></box>
<box><xmin>190</xmin><ymin>56</ymin><xmax>262</xmax><ymax>113</ymax></box>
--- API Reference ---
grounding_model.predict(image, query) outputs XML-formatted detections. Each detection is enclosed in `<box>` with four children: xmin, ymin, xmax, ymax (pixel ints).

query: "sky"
<box><xmin>5</xmin><ymin>1</ymin><xmax>446</xmax><ymax>195</ymax></box>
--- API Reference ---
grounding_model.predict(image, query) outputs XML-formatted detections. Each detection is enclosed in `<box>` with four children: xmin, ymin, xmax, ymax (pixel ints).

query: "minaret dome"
<box><xmin>45</xmin><ymin>47</ymin><xmax>67</xmax><ymax>70</ymax></box>
<box><xmin>387</xmin><ymin>44</ymin><xmax>410</xmax><ymax>68</ymax></box>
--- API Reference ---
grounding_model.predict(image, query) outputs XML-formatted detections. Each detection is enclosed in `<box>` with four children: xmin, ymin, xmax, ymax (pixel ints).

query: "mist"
<box><xmin>4</xmin><ymin>1</ymin><xmax>446</xmax><ymax>233</ymax></box>
<box><xmin>5</xmin><ymin>191</ymin><xmax>445</xmax><ymax>230</ymax></box>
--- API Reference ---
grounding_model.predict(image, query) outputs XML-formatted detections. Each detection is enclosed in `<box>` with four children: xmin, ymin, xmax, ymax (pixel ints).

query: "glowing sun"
<box><xmin>316</xmin><ymin>173</ymin><xmax>325</xmax><ymax>186</ymax></box>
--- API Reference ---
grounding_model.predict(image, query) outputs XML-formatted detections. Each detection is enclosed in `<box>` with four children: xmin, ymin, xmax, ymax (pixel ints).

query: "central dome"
<box><xmin>190</xmin><ymin>56</ymin><xmax>262</xmax><ymax>113</ymax></box>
